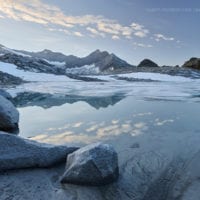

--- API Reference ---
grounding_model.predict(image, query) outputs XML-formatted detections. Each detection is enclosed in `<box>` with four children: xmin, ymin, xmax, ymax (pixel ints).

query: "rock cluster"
<box><xmin>0</xmin><ymin>90</ymin><xmax>119</xmax><ymax>186</ymax></box>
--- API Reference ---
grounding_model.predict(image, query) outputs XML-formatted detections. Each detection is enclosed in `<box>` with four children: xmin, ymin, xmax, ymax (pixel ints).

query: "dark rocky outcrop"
<box><xmin>0</xmin><ymin>53</ymin><xmax>64</xmax><ymax>74</ymax></box>
<box><xmin>0</xmin><ymin>95</ymin><xmax>19</xmax><ymax>134</ymax></box>
<box><xmin>60</xmin><ymin>143</ymin><xmax>119</xmax><ymax>186</ymax></box>
<box><xmin>182</xmin><ymin>57</ymin><xmax>200</xmax><ymax>70</ymax></box>
<box><xmin>0</xmin><ymin>89</ymin><xmax>13</xmax><ymax>101</ymax></box>
<box><xmin>138</xmin><ymin>59</ymin><xmax>159</xmax><ymax>68</ymax></box>
<box><xmin>0</xmin><ymin>71</ymin><xmax>24</xmax><ymax>85</ymax></box>
<box><xmin>0</xmin><ymin>132</ymin><xmax>78</xmax><ymax>171</ymax></box>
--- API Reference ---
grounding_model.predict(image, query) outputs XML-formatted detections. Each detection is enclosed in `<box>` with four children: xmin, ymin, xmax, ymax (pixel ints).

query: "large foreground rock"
<box><xmin>60</xmin><ymin>143</ymin><xmax>119</xmax><ymax>186</ymax></box>
<box><xmin>0</xmin><ymin>95</ymin><xmax>19</xmax><ymax>133</ymax></box>
<box><xmin>0</xmin><ymin>132</ymin><xmax>78</xmax><ymax>171</ymax></box>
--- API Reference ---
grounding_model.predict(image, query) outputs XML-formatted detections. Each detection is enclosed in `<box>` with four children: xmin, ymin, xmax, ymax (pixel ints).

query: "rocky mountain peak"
<box><xmin>138</xmin><ymin>59</ymin><xmax>159</xmax><ymax>68</ymax></box>
<box><xmin>182</xmin><ymin>57</ymin><xmax>200</xmax><ymax>70</ymax></box>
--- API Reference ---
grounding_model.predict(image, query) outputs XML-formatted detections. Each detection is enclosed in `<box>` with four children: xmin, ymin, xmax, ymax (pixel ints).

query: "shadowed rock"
<box><xmin>0</xmin><ymin>132</ymin><xmax>78</xmax><ymax>171</ymax></box>
<box><xmin>0</xmin><ymin>89</ymin><xmax>13</xmax><ymax>101</ymax></box>
<box><xmin>138</xmin><ymin>59</ymin><xmax>159</xmax><ymax>68</ymax></box>
<box><xmin>60</xmin><ymin>143</ymin><xmax>119</xmax><ymax>186</ymax></box>
<box><xmin>182</xmin><ymin>57</ymin><xmax>200</xmax><ymax>70</ymax></box>
<box><xmin>0</xmin><ymin>95</ymin><xmax>19</xmax><ymax>134</ymax></box>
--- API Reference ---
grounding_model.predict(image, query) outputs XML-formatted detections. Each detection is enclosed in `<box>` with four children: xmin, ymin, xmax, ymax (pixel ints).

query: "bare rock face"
<box><xmin>182</xmin><ymin>57</ymin><xmax>200</xmax><ymax>70</ymax></box>
<box><xmin>60</xmin><ymin>143</ymin><xmax>119</xmax><ymax>186</ymax></box>
<box><xmin>0</xmin><ymin>95</ymin><xmax>19</xmax><ymax>134</ymax></box>
<box><xmin>0</xmin><ymin>132</ymin><xmax>78</xmax><ymax>171</ymax></box>
<box><xmin>138</xmin><ymin>59</ymin><xmax>159</xmax><ymax>68</ymax></box>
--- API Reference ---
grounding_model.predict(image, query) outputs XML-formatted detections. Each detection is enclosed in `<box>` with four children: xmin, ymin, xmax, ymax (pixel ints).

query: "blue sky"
<box><xmin>0</xmin><ymin>0</ymin><xmax>199</xmax><ymax>65</ymax></box>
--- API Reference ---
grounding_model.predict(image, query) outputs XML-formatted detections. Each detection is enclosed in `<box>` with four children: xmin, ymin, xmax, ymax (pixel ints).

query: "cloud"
<box><xmin>73</xmin><ymin>31</ymin><xmax>84</xmax><ymax>37</ymax></box>
<box><xmin>112</xmin><ymin>35</ymin><xmax>120</xmax><ymax>40</ymax></box>
<box><xmin>134</xmin><ymin>30</ymin><xmax>149</xmax><ymax>38</ymax></box>
<box><xmin>0</xmin><ymin>0</ymin><xmax>177</xmax><ymax>44</ymax></box>
<box><xmin>154</xmin><ymin>118</ymin><xmax>174</xmax><ymax>126</ymax></box>
<box><xmin>0</xmin><ymin>0</ymin><xmax>150</xmax><ymax>39</ymax></box>
<box><xmin>86</xmin><ymin>27</ymin><xmax>105</xmax><ymax>38</ymax></box>
<box><xmin>154</xmin><ymin>34</ymin><xmax>175</xmax><ymax>42</ymax></box>
<box><xmin>133</xmin><ymin>42</ymin><xmax>153</xmax><ymax>48</ymax></box>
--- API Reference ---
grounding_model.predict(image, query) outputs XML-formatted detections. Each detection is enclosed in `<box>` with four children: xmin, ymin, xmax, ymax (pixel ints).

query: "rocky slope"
<box><xmin>0</xmin><ymin>70</ymin><xmax>24</xmax><ymax>85</ymax></box>
<box><xmin>182</xmin><ymin>57</ymin><xmax>200</xmax><ymax>70</ymax></box>
<box><xmin>0</xmin><ymin>45</ymin><xmax>134</xmax><ymax>74</ymax></box>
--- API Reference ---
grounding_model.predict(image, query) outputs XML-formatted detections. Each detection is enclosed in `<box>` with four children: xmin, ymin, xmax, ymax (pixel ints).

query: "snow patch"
<box><xmin>0</xmin><ymin>62</ymin><xmax>76</xmax><ymax>82</ymax></box>
<box><xmin>117</xmin><ymin>72</ymin><xmax>192</xmax><ymax>82</ymax></box>
<box><xmin>43</xmin><ymin>59</ymin><xmax>66</xmax><ymax>68</ymax></box>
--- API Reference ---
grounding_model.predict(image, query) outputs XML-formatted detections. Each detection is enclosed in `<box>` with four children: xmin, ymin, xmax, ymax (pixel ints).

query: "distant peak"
<box><xmin>138</xmin><ymin>59</ymin><xmax>159</xmax><ymax>68</ymax></box>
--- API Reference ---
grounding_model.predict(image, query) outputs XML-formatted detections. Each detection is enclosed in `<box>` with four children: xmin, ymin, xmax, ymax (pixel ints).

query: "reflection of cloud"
<box><xmin>154</xmin><ymin>118</ymin><xmax>174</xmax><ymax>126</ymax></box>
<box><xmin>132</xmin><ymin>122</ymin><xmax>148</xmax><ymax>136</ymax></box>
<box><xmin>31</xmin><ymin>120</ymin><xmax>149</xmax><ymax>145</ymax></box>
<box><xmin>72</xmin><ymin>122</ymin><xmax>83</xmax><ymax>128</ymax></box>
<box><xmin>112</xmin><ymin>120</ymin><xmax>119</xmax><ymax>124</ymax></box>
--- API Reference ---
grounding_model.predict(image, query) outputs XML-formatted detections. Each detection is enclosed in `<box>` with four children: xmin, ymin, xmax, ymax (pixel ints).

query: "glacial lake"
<box><xmin>6</xmin><ymin>73</ymin><xmax>200</xmax><ymax>199</ymax></box>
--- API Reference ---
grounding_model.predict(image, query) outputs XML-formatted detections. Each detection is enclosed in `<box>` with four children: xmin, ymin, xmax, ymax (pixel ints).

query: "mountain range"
<box><xmin>0</xmin><ymin>44</ymin><xmax>200</xmax><ymax>79</ymax></box>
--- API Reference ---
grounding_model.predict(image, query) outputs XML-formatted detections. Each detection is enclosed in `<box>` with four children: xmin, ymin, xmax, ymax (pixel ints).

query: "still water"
<box><xmin>12</xmin><ymin>77</ymin><xmax>200</xmax><ymax>199</ymax></box>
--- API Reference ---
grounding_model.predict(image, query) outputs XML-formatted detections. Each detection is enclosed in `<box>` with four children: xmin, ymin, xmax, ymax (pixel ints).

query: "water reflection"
<box><xmin>14</xmin><ymin>92</ymin><xmax>126</xmax><ymax>109</ymax></box>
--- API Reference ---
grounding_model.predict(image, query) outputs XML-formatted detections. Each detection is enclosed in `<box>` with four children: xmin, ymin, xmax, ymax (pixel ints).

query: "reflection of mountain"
<box><xmin>14</xmin><ymin>92</ymin><xmax>126</xmax><ymax>109</ymax></box>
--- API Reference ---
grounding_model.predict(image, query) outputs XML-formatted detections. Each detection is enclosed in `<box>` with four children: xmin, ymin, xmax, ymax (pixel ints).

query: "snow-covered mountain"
<box><xmin>0</xmin><ymin>45</ymin><xmax>134</xmax><ymax>75</ymax></box>
<box><xmin>1</xmin><ymin>44</ymin><xmax>200</xmax><ymax>80</ymax></box>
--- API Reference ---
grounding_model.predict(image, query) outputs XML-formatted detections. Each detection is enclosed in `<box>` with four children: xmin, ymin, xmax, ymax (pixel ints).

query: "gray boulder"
<box><xmin>0</xmin><ymin>95</ymin><xmax>19</xmax><ymax>133</ymax></box>
<box><xmin>0</xmin><ymin>132</ymin><xmax>78</xmax><ymax>171</ymax></box>
<box><xmin>60</xmin><ymin>143</ymin><xmax>119</xmax><ymax>186</ymax></box>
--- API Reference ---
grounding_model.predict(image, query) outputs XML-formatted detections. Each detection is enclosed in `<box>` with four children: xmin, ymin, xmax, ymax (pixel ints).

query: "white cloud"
<box><xmin>73</xmin><ymin>31</ymin><xmax>84</xmax><ymax>37</ymax></box>
<box><xmin>86</xmin><ymin>27</ymin><xmax>105</xmax><ymax>37</ymax></box>
<box><xmin>154</xmin><ymin>34</ymin><xmax>175</xmax><ymax>41</ymax></box>
<box><xmin>133</xmin><ymin>42</ymin><xmax>153</xmax><ymax>48</ymax></box>
<box><xmin>0</xmin><ymin>0</ymin><xmax>150</xmax><ymax>39</ymax></box>
<box><xmin>112</xmin><ymin>35</ymin><xmax>120</xmax><ymax>40</ymax></box>
<box><xmin>0</xmin><ymin>0</ymin><xmax>177</xmax><ymax>43</ymax></box>
<box><xmin>154</xmin><ymin>118</ymin><xmax>174</xmax><ymax>126</ymax></box>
